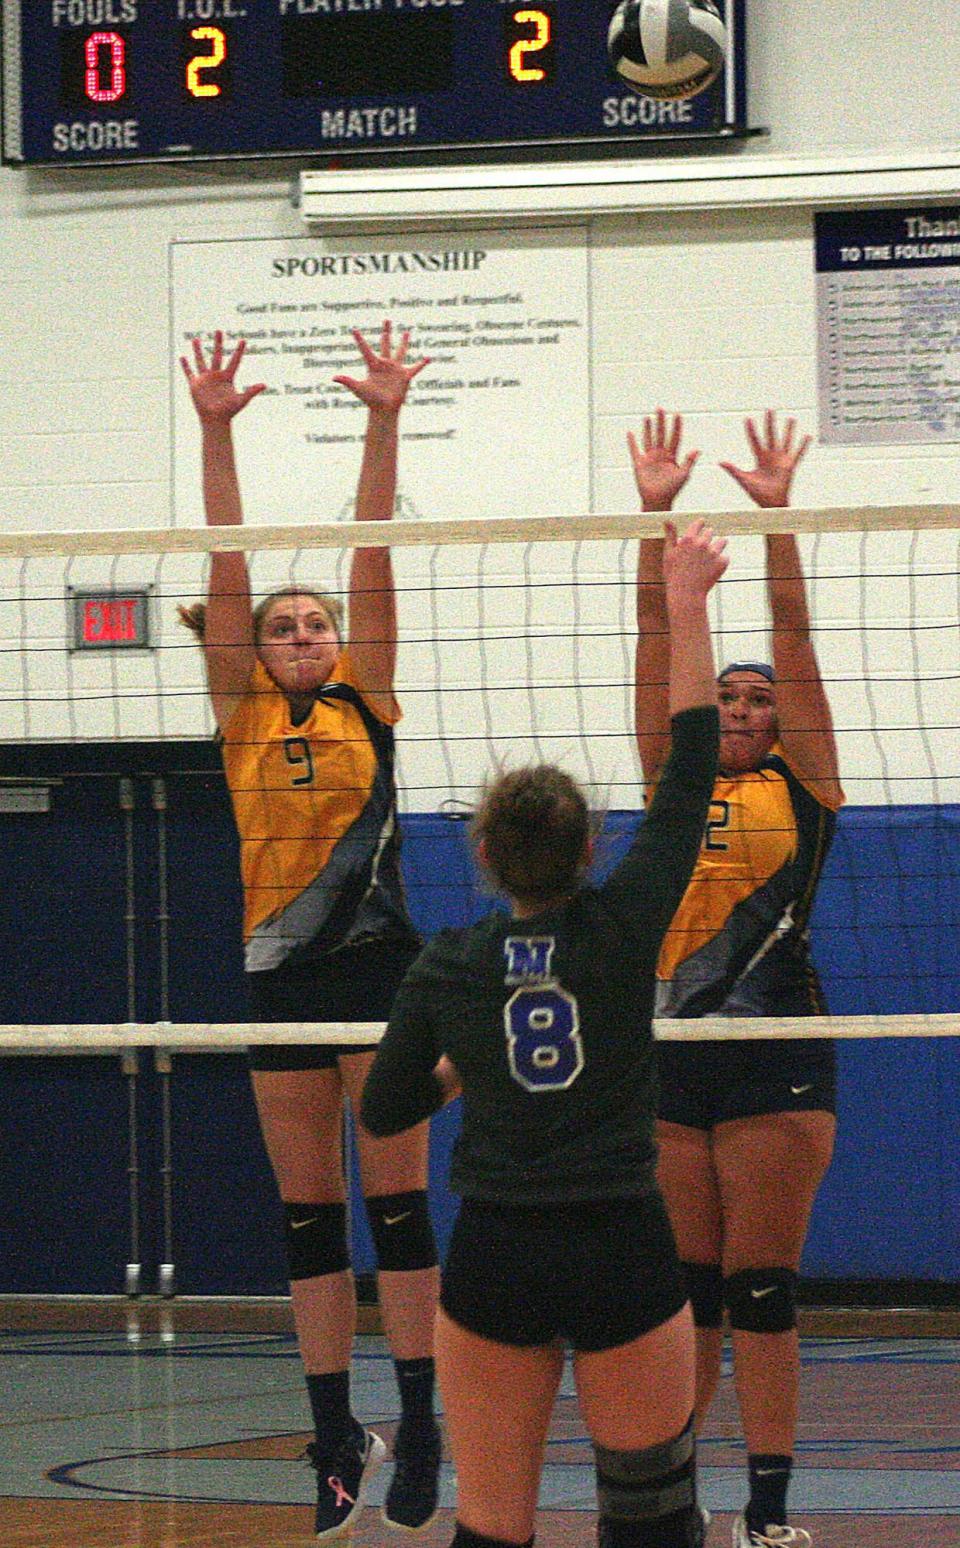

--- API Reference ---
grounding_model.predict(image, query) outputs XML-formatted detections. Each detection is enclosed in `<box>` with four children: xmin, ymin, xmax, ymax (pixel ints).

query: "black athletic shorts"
<box><xmin>247</xmin><ymin>936</ymin><xmax>421</xmax><ymax>1072</ymax></box>
<box><xmin>656</xmin><ymin>1032</ymin><xmax>837</xmax><ymax>1129</ymax></box>
<box><xmin>440</xmin><ymin>1192</ymin><xmax>687</xmax><ymax>1352</ymax></box>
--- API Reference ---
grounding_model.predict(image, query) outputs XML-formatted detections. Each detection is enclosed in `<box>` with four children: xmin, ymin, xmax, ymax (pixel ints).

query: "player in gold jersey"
<box><xmin>180</xmin><ymin>324</ymin><xmax>440</xmax><ymax>1541</ymax></box>
<box><xmin>631</xmin><ymin>411</ymin><xmax>843</xmax><ymax>1548</ymax></box>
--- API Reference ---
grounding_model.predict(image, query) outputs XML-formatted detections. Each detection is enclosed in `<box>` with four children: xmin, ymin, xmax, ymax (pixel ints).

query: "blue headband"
<box><xmin>717</xmin><ymin>661</ymin><xmax>775</xmax><ymax>683</ymax></box>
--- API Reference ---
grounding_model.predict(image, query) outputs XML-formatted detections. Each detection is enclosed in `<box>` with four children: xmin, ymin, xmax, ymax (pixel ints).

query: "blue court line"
<box><xmin>37</xmin><ymin>1455</ymin><xmax>960</xmax><ymax>1514</ymax></box>
<box><xmin>547</xmin><ymin>1436</ymin><xmax>960</xmax><ymax>1458</ymax></box>
<box><xmin>4</xmin><ymin>1335</ymin><xmax>956</xmax><ymax>1365</ymax></box>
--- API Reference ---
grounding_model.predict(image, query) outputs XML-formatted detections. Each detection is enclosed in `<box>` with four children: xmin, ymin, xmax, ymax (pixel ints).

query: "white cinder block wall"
<box><xmin>1</xmin><ymin>1</ymin><xmax>959</xmax><ymax>809</ymax></box>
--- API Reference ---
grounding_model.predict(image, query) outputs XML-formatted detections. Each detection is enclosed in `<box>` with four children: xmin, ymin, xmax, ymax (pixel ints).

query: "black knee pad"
<box><xmin>283</xmin><ymin>1202</ymin><xmax>350</xmax><ymax>1281</ymax></box>
<box><xmin>365</xmin><ymin>1190</ymin><xmax>438</xmax><ymax>1272</ymax></box>
<box><xmin>724</xmin><ymin>1267</ymin><xmax>797</xmax><ymax>1333</ymax></box>
<box><xmin>595</xmin><ymin>1415</ymin><xmax>697</xmax><ymax>1535</ymax></box>
<box><xmin>681</xmin><ymin>1261</ymin><xmax>723</xmax><ymax>1329</ymax></box>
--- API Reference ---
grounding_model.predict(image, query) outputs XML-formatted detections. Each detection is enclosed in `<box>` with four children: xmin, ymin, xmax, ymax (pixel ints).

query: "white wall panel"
<box><xmin>0</xmin><ymin>2</ymin><xmax>958</xmax><ymax>806</ymax></box>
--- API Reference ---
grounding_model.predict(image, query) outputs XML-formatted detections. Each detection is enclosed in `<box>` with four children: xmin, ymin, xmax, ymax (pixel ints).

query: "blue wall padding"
<box><xmin>362</xmin><ymin>805</ymin><xmax>960</xmax><ymax>1283</ymax></box>
<box><xmin>0</xmin><ymin>762</ymin><xmax>957</xmax><ymax>1293</ymax></box>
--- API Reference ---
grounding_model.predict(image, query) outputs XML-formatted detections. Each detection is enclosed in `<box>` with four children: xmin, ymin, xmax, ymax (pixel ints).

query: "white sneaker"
<box><xmin>732</xmin><ymin>1517</ymin><xmax>812</xmax><ymax>1548</ymax></box>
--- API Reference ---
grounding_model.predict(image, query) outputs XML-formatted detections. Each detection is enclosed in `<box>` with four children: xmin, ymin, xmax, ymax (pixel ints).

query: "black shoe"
<box><xmin>307</xmin><ymin>1425</ymin><xmax>387</xmax><ymax>1541</ymax></box>
<box><xmin>381</xmin><ymin>1419</ymin><xmax>442</xmax><ymax>1532</ymax></box>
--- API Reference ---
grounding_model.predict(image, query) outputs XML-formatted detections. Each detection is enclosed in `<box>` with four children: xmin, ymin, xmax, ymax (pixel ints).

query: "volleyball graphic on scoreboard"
<box><xmin>607</xmin><ymin>0</ymin><xmax>727</xmax><ymax>101</ymax></box>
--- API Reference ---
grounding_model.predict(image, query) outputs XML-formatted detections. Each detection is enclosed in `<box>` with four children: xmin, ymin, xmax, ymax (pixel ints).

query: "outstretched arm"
<box><xmin>180</xmin><ymin>331</ymin><xmax>266</xmax><ymax>731</ymax></box>
<box><xmin>630</xmin><ymin>410</ymin><xmax>700</xmax><ymax>781</ymax></box>
<box><xmin>662</xmin><ymin>518</ymin><xmax>728</xmax><ymax>714</ymax></box>
<box><xmin>333</xmin><ymin>322</ymin><xmax>428</xmax><ymax>717</ymax></box>
<box><xmin>721</xmin><ymin>412</ymin><xmax>842</xmax><ymax>801</ymax></box>
<box><xmin>603</xmin><ymin>518</ymin><xmax>725</xmax><ymax>940</ymax></box>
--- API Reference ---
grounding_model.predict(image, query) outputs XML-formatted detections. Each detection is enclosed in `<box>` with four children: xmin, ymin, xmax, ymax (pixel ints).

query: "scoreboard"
<box><xmin>2</xmin><ymin>0</ymin><xmax>748</xmax><ymax>168</ymax></box>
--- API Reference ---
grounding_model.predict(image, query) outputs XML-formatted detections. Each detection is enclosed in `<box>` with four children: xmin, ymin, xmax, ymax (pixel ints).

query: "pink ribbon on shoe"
<box><xmin>327</xmin><ymin>1476</ymin><xmax>356</xmax><ymax>1511</ymax></box>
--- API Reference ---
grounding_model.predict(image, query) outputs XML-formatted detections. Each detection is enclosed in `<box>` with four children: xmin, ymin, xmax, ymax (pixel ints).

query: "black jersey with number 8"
<box><xmin>362</xmin><ymin>706</ymin><xmax>719</xmax><ymax>1206</ymax></box>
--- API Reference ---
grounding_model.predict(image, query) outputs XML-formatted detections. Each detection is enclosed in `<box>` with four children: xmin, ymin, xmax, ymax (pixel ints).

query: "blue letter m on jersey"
<box><xmin>504</xmin><ymin>935</ymin><xmax>555</xmax><ymax>984</ymax></box>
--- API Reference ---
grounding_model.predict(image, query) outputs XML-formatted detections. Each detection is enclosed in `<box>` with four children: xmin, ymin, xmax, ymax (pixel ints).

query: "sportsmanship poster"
<box><xmin>815</xmin><ymin>206</ymin><xmax>960</xmax><ymax>446</ymax></box>
<box><xmin>170</xmin><ymin>228</ymin><xmax>592</xmax><ymax>526</ymax></box>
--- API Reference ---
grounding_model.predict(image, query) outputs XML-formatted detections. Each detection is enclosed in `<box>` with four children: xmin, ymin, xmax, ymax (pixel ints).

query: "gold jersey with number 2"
<box><xmin>655</xmin><ymin>743</ymin><xmax>844</xmax><ymax>1018</ymax></box>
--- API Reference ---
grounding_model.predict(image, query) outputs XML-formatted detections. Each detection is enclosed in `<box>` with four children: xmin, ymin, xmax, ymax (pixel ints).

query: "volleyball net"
<box><xmin>0</xmin><ymin>501</ymin><xmax>959</xmax><ymax>1053</ymax></box>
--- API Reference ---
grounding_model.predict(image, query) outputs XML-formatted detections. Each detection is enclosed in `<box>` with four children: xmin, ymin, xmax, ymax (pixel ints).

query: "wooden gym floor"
<box><xmin>1</xmin><ymin>1299</ymin><xmax>958</xmax><ymax>1548</ymax></box>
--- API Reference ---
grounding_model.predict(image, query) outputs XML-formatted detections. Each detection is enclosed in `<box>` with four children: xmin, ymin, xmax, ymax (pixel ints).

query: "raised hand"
<box><xmin>333</xmin><ymin>321</ymin><xmax>430</xmax><ymax>415</ymax></box>
<box><xmin>720</xmin><ymin>410</ymin><xmax>811</xmax><ymax>509</ymax></box>
<box><xmin>180</xmin><ymin>331</ymin><xmax>266</xmax><ymax>424</ymax></box>
<box><xmin>628</xmin><ymin>409</ymin><xmax>700</xmax><ymax>512</ymax></box>
<box><xmin>663</xmin><ymin>517</ymin><xmax>728</xmax><ymax>607</ymax></box>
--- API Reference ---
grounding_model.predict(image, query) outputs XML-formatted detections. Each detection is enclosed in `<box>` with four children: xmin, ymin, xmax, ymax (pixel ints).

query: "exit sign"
<box><xmin>69</xmin><ymin>588</ymin><xmax>152</xmax><ymax>651</ymax></box>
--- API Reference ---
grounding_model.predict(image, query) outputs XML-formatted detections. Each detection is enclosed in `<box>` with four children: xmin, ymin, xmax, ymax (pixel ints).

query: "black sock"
<box><xmin>306</xmin><ymin>1369</ymin><xmax>353</xmax><ymax>1454</ymax></box>
<box><xmin>600</xmin><ymin>1508</ymin><xmax>702</xmax><ymax>1548</ymax></box>
<box><xmin>747</xmin><ymin>1453</ymin><xmax>792</xmax><ymax>1530</ymax></box>
<box><xmin>394</xmin><ymin>1355</ymin><xmax>437</xmax><ymax>1433</ymax></box>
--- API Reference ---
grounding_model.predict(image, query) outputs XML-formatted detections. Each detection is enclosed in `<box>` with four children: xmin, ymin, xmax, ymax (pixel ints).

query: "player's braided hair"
<box><xmin>472</xmin><ymin>765</ymin><xmax>591</xmax><ymax>907</ymax></box>
<box><xmin>177</xmin><ymin>586</ymin><xmax>344</xmax><ymax>643</ymax></box>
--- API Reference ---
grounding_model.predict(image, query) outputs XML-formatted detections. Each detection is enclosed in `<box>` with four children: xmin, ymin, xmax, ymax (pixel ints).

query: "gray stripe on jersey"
<box><xmin>245</xmin><ymin>803</ymin><xmax>396</xmax><ymax>972</ymax></box>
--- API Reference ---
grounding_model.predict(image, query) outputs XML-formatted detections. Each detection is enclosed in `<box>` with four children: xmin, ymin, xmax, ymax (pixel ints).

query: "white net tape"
<box><xmin>1</xmin><ymin>1014</ymin><xmax>958</xmax><ymax>1054</ymax></box>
